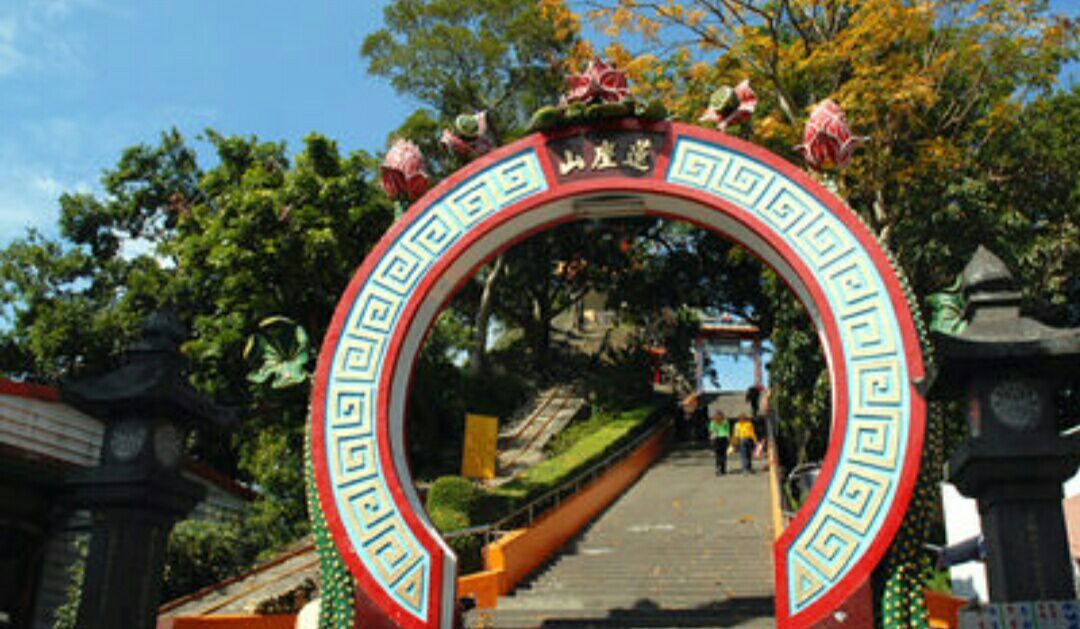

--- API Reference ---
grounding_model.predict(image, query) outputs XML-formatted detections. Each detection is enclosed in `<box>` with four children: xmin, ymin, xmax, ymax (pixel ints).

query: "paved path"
<box><xmin>469</xmin><ymin>444</ymin><xmax>776</xmax><ymax>628</ymax></box>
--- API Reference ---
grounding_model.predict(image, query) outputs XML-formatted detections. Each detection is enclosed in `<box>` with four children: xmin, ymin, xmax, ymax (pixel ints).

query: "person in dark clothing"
<box><xmin>746</xmin><ymin>385</ymin><xmax>765</xmax><ymax>455</ymax></box>
<box><xmin>745</xmin><ymin>384</ymin><xmax>761</xmax><ymax>418</ymax></box>
<box><xmin>708</xmin><ymin>411</ymin><xmax>730</xmax><ymax>475</ymax></box>
<box><xmin>691</xmin><ymin>401</ymin><xmax>709</xmax><ymax>443</ymax></box>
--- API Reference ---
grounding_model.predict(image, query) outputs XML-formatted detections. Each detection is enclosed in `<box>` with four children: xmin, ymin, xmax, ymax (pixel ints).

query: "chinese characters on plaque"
<box><xmin>547</xmin><ymin>132</ymin><xmax>664</xmax><ymax>182</ymax></box>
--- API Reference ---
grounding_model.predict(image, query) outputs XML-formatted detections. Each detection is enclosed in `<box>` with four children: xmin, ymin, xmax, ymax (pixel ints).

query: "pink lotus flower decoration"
<box><xmin>380</xmin><ymin>139</ymin><xmax>430</xmax><ymax>202</ymax></box>
<box><xmin>440</xmin><ymin>112</ymin><xmax>494</xmax><ymax>158</ymax></box>
<box><xmin>796</xmin><ymin>99</ymin><xmax>865</xmax><ymax>170</ymax></box>
<box><xmin>564</xmin><ymin>58</ymin><xmax>629</xmax><ymax>105</ymax></box>
<box><xmin>699</xmin><ymin>80</ymin><xmax>757</xmax><ymax>132</ymax></box>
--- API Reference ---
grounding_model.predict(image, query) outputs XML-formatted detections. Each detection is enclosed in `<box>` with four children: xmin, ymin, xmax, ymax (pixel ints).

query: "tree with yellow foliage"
<box><xmin>587</xmin><ymin>0</ymin><xmax>1075</xmax><ymax>252</ymax></box>
<box><xmin>585</xmin><ymin>1</ymin><xmax>1076</xmax><ymax>626</ymax></box>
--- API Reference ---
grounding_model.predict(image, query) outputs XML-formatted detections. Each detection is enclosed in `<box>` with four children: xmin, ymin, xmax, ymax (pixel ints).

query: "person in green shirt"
<box><xmin>708</xmin><ymin>410</ymin><xmax>731</xmax><ymax>475</ymax></box>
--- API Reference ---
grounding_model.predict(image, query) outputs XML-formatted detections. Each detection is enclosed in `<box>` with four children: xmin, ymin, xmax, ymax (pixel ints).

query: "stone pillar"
<box><xmin>68</xmin><ymin>472</ymin><xmax>203</xmax><ymax>629</ymax></box>
<box><xmin>61</xmin><ymin>310</ymin><xmax>235</xmax><ymax>628</ymax></box>
<box><xmin>931</xmin><ymin>246</ymin><xmax>1080</xmax><ymax>603</ymax></box>
<box><xmin>948</xmin><ymin>443</ymin><xmax>1078</xmax><ymax>600</ymax></box>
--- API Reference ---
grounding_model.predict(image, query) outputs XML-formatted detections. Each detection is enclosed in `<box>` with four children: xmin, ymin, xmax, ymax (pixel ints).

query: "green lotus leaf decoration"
<box><xmin>244</xmin><ymin>316</ymin><xmax>312</xmax><ymax>390</ymax></box>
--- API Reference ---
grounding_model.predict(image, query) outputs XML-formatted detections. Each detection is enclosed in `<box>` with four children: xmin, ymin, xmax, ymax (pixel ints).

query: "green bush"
<box><xmin>161</xmin><ymin>519</ymin><xmax>260</xmax><ymax>602</ymax></box>
<box><xmin>428</xmin><ymin>504</ymin><xmax>482</xmax><ymax>572</ymax></box>
<box><xmin>426</xmin><ymin>478</ymin><xmax>486</xmax><ymax>573</ymax></box>
<box><xmin>432</xmin><ymin>402</ymin><xmax>671</xmax><ymax>574</ymax></box>
<box><xmin>585</xmin><ymin>347</ymin><xmax>657</xmax><ymax>412</ymax></box>
<box><xmin>427</xmin><ymin>504</ymin><xmax>470</xmax><ymax>532</ymax></box>
<box><xmin>426</xmin><ymin>475</ymin><xmax>483</xmax><ymax>520</ymax></box>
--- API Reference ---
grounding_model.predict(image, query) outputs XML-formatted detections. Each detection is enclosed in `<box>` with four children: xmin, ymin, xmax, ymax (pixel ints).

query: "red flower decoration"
<box><xmin>440</xmin><ymin>112</ymin><xmax>494</xmax><ymax>158</ymax></box>
<box><xmin>796</xmin><ymin>99</ymin><xmax>865</xmax><ymax>170</ymax></box>
<box><xmin>564</xmin><ymin>58</ymin><xmax>629</xmax><ymax>105</ymax></box>
<box><xmin>699</xmin><ymin>80</ymin><xmax>757</xmax><ymax>132</ymax></box>
<box><xmin>380</xmin><ymin>139</ymin><xmax>430</xmax><ymax>202</ymax></box>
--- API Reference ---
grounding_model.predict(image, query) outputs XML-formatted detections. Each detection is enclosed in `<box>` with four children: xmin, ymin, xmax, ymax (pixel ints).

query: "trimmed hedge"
<box><xmin>426</xmin><ymin>475</ymin><xmax>483</xmax><ymax>519</ymax></box>
<box><xmin>425</xmin><ymin>476</ymin><xmax>485</xmax><ymax>573</ymax></box>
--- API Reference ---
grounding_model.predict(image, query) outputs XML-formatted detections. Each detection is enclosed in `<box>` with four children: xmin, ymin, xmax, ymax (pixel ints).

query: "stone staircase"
<box><xmin>467</xmin><ymin>445</ymin><xmax>776</xmax><ymax>628</ymax></box>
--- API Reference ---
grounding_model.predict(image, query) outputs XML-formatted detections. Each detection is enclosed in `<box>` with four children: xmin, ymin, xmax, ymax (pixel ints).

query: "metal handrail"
<box><xmin>442</xmin><ymin>523</ymin><xmax>495</xmax><ymax>541</ymax></box>
<box><xmin>443</xmin><ymin>412</ymin><xmax>673</xmax><ymax>546</ymax></box>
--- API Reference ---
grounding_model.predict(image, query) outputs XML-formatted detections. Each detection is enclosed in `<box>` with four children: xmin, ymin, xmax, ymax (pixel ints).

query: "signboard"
<box><xmin>460</xmin><ymin>414</ymin><xmax>498</xmax><ymax>480</ymax></box>
<box><xmin>960</xmin><ymin>600</ymin><xmax>1080</xmax><ymax>628</ymax></box>
<box><xmin>545</xmin><ymin>130</ymin><xmax>664</xmax><ymax>183</ymax></box>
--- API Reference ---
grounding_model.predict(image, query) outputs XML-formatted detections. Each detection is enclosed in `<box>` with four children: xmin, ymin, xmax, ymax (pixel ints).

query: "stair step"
<box><xmin>495</xmin><ymin>597</ymin><xmax>775</xmax><ymax>611</ymax></box>
<box><xmin>528</xmin><ymin>572</ymin><xmax>772</xmax><ymax>583</ymax></box>
<box><xmin>468</xmin><ymin>446</ymin><xmax>776</xmax><ymax>628</ymax></box>
<box><xmin>528</xmin><ymin>567</ymin><xmax>772</xmax><ymax>578</ymax></box>
<box><xmin>525</xmin><ymin>581</ymin><xmax>772</xmax><ymax>592</ymax></box>
<box><xmin>509</xmin><ymin>591</ymin><xmax>773</xmax><ymax>604</ymax></box>
<box><xmin>468</xmin><ymin>605</ymin><xmax>776</xmax><ymax>628</ymax></box>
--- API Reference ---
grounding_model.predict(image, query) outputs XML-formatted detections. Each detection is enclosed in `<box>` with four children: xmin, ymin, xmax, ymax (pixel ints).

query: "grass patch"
<box><xmin>443</xmin><ymin>400</ymin><xmax>672</xmax><ymax>568</ymax></box>
<box><xmin>491</xmin><ymin>404</ymin><xmax>661</xmax><ymax>505</ymax></box>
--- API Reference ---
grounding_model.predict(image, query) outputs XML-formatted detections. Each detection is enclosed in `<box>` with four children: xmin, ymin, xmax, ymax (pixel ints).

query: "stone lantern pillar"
<box><xmin>61</xmin><ymin>310</ymin><xmax>236</xmax><ymax>629</ymax></box>
<box><xmin>931</xmin><ymin>247</ymin><xmax>1080</xmax><ymax>602</ymax></box>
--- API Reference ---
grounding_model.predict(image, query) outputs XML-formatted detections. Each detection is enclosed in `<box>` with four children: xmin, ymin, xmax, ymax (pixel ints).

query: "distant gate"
<box><xmin>310</xmin><ymin>120</ymin><xmax>927</xmax><ymax>628</ymax></box>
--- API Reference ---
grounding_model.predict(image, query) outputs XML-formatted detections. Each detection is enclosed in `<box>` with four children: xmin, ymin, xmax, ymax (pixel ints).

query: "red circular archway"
<box><xmin>311</xmin><ymin>121</ymin><xmax>926</xmax><ymax>628</ymax></box>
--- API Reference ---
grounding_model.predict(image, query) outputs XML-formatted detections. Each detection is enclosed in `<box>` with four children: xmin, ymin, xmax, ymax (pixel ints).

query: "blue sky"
<box><xmin>0</xmin><ymin>0</ymin><xmax>414</xmax><ymax>242</ymax></box>
<box><xmin>1</xmin><ymin>0</ymin><xmax>1078</xmax><ymax>245</ymax></box>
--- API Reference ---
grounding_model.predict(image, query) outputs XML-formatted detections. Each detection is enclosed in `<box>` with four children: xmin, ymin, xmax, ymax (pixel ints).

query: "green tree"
<box><xmin>967</xmin><ymin>85</ymin><xmax>1080</xmax><ymax>326</ymax></box>
<box><xmin>492</xmin><ymin>224</ymin><xmax>599</xmax><ymax>369</ymax></box>
<box><xmin>361</xmin><ymin>0</ymin><xmax>579</xmax><ymax>375</ymax></box>
<box><xmin>588</xmin><ymin>0</ymin><xmax>1078</xmax><ymax>293</ymax></box>
<box><xmin>584</xmin><ymin>0</ymin><xmax>1079</xmax><ymax>465</ymax></box>
<box><xmin>0</xmin><ymin>130</ymin><xmax>393</xmax><ymax>553</ymax></box>
<box><xmin>586</xmin><ymin>1</ymin><xmax>1077</xmax><ymax>623</ymax></box>
<box><xmin>603</xmin><ymin>219</ymin><xmax>771</xmax><ymax>389</ymax></box>
<box><xmin>168</xmin><ymin>132</ymin><xmax>392</xmax><ymax>547</ymax></box>
<box><xmin>0</xmin><ymin>129</ymin><xmax>197</xmax><ymax>382</ymax></box>
<box><xmin>362</xmin><ymin>0</ymin><xmax>575</xmax><ymax>141</ymax></box>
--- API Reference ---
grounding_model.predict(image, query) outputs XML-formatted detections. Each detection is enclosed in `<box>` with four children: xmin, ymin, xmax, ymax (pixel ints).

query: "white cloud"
<box><xmin>0</xmin><ymin>171</ymin><xmax>63</xmax><ymax>240</ymax></box>
<box><xmin>0</xmin><ymin>0</ymin><xmax>104</xmax><ymax>79</ymax></box>
<box><xmin>0</xmin><ymin>104</ymin><xmax>218</xmax><ymax>245</ymax></box>
<box><xmin>0</xmin><ymin>119</ymin><xmax>95</xmax><ymax>242</ymax></box>
<box><xmin>0</xmin><ymin>17</ymin><xmax>26</xmax><ymax>76</ymax></box>
<box><xmin>30</xmin><ymin>174</ymin><xmax>63</xmax><ymax>197</ymax></box>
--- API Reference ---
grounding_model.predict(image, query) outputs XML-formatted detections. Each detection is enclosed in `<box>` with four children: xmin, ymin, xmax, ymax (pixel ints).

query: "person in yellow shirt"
<box><xmin>733</xmin><ymin>413</ymin><xmax>758</xmax><ymax>474</ymax></box>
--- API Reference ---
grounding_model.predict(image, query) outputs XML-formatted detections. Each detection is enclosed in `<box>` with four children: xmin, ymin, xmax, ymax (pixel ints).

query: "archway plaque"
<box><xmin>311</xmin><ymin>121</ymin><xmax>926</xmax><ymax>628</ymax></box>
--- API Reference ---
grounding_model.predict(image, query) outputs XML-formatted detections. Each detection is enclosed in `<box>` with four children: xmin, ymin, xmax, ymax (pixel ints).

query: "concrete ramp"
<box><xmin>497</xmin><ymin>386</ymin><xmax>586</xmax><ymax>478</ymax></box>
<box><xmin>469</xmin><ymin>445</ymin><xmax>776</xmax><ymax>628</ymax></box>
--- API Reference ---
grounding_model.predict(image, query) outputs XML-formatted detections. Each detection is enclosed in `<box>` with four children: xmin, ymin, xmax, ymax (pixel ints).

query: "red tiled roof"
<box><xmin>0</xmin><ymin>378</ymin><xmax>60</xmax><ymax>402</ymax></box>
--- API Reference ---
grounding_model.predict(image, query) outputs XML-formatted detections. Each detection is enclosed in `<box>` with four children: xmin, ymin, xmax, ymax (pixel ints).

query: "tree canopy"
<box><xmin>0</xmin><ymin>130</ymin><xmax>393</xmax><ymax>551</ymax></box>
<box><xmin>587</xmin><ymin>0</ymin><xmax>1077</xmax><ymax>297</ymax></box>
<box><xmin>0</xmin><ymin>0</ymin><xmax>1077</xmax><ymax>609</ymax></box>
<box><xmin>362</xmin><ymin>0</ymin><xmax>577</xmax><ymax>144</ymax></box>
